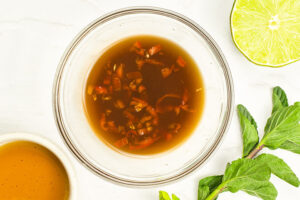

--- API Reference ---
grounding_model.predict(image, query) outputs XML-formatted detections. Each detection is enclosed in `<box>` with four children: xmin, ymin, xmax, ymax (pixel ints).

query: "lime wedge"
<box><xmin>231</xmin><ymin>0</ymin><xmax>300</xmax><ymax>67</ymax></box>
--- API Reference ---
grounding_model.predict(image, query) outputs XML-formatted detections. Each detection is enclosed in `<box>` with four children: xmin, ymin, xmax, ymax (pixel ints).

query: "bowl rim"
<box><xmin>53</xmin><ymin>6</ymin><xmax>234</xmax><ymax>187</ymax></box>
<box><xmin>0</xmin><ymin>132</ymin><xmax>77</xmax><ymax>199</ymax></box>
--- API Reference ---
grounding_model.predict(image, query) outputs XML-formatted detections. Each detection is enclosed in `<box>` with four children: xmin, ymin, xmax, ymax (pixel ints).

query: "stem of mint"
<box><xmin>247</xmin><ymin>144</ymin><xmax>265</xmax><ymax>159</ymax></box>
<box><xmin>205</xmin><ymin>183</ymin><xmax>226</xmax><ymax>200</ymax></box>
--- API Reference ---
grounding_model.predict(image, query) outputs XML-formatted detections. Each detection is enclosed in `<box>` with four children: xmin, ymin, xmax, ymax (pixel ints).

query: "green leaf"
<box><xmin>198</xmin><ymin>175</ymin><xmax>223</xmax><ymax>200</ymax></box>
<box><xmin>255</xmin><ymin>154</ymin><xmax>300</xmax><ymax>187</ymax></box>
<box><xmin>159</xmin><ymin>191</ymin><xmax>171</xmax><ymax>200</ymax></box>
<box><xmin>171</xmin><ymin>194</ymin><xmax>180</xmax><ymax>200</ymax></box>
<box><xmin>262</xmin><ymin>103</ymin><xmax>300</xmax><ymax>149</ymax></box>
<box><xmin>159</xmin><ymin>191</ymin><xmax>180</xmax><ymax>200</ymax></box>
<box><xmin>221</xmin><ymin>158</ymin><xmax>276</xmax><ymax>200</ymax></box>
<box><xmin>235</xmin><ymin>180</ymin><xmax>277</xmax><ymax>200</ymax></box>
<box><xmin>237</xmin><ymin>104</ymin><xmax>259</xmax><ymax>157</ymax></box>
<box><xmin>272</xmin><ymin>86</ymin><xmax>288</xmax><ymax>113</ymax></box>
<box><xmin>223</xmin><ymin>159</ymin><xmax>271</xmax><ymax>183</ymax></box>
<box><xmin>280</xmin><ymin>140</ymin><xmax>300</xmax><ymax>154</ymax></box>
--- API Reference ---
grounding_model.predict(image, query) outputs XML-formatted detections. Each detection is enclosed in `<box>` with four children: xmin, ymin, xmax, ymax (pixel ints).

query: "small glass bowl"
<box><xmin>53</xmin><ymin>7</ymin><xmax>234</xmax><ymax>186</ymax></box>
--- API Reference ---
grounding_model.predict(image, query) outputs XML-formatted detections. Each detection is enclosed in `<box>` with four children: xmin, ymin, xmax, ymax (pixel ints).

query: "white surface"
<box><xmin>0</xmin><ymin>0</ymin><xmax>299</xmax><ymax>199</ymax></box>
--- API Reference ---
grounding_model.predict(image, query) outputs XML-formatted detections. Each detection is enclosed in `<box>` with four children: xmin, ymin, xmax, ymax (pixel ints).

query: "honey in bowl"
<box><xmin>85</xmin><ymin>35</ymin><xmax>205</xmax><ymax>155</ymax></box>
<box><xmin>0</xmin><ymin>141</ymin><xmax>70</xmax><ymax>200</ymax></box>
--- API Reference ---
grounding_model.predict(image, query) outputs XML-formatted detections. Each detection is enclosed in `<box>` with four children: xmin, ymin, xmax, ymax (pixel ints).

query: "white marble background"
<box><xmin>0</xmin><ymin>0</ymin><xmax>299</xmax><ymax>199</ymax></box>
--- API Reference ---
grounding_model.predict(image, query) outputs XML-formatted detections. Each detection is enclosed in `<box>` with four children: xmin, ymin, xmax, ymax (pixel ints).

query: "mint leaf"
<box><xmin>270</xmin><ymin>88</ymin><xmax>300</xmax><ymax>152</ymax></box>
<box><xmin>159</xmin><ymin>191</ymin><xmax>180</xmax><ymax>200</ymax></box>
<box><xmin>198</xmin><ymin>175</ymin><xmax>223</xmax><ymax>200</ymax></box>
<box><xmin>255</xmin><ymin>154</ymin><xmax>300</xmax><ymax>187</ymax></box>
<box><xmin>159</xmin><ymin>191</ymin><xmax>171</xmax><ymax>200</ymax></box>
<box><xmin>237</xmin><ymin>104</ymin><xmax>259</xmax><ymax>157</ymax></box>
<box><xmin>272</xmin><ymin>86</ymin><xmax>288</xmax><ymax>113</ymax></box>
<box><xmin>236</xmin><ymin>180</ymin><xmax>277</xmax><ymax>200</ymax></box>
<box><xmin>223</xmin><ymin>158</ymin><xmax>271</xmax><ymax>183</ymax></box>
<box><xmin>171</xmin><ymin>194</ymin><xmax>180</xmax><ymax>200</ymax></box>
<box><xmin>262</xmin><ymin>103</ymin><xmax>300</xmax><ymax>149</ymax></box>
<box><xmin>221</xmin><ymin>158</ymin><xmax>276</xmax><ymax>200</ymax></box>
<box><xmin>280</xmin><ymin>140</ymin><xmax>300</xmax><ymax>154</ymax></box>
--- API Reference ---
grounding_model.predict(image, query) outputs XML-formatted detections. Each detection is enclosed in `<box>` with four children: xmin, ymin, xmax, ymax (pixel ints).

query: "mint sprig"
<box><xmin>159</xmin><ymin>86</ymin><xmax>300</xmax><ymax>200</ymax></box>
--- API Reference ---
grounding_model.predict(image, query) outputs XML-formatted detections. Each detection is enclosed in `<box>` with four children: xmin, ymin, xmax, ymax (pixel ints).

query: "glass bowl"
<box><xmin>53</xmin><ymin>7</ymin><xmax>234</xmax><ymax>186</ymax></box>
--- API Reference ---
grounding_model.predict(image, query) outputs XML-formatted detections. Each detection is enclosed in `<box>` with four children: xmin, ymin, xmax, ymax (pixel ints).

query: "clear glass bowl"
<box><xmin>53</xmin><ymin>7</ymin><xmax>234</xmax><ymax>186</ymax></box>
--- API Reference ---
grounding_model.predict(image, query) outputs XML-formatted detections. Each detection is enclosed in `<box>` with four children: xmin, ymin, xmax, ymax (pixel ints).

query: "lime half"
<box><xmin>231</xmin><ymin>0</ymin><xmax>300</xmax><ymax>67</ymax></box>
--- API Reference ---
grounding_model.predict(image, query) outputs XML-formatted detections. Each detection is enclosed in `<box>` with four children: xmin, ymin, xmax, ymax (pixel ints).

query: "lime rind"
<box><xmin>230</xmin><ymin>0</ymin><xmax>300</xmax><ymax>67</ymax></box>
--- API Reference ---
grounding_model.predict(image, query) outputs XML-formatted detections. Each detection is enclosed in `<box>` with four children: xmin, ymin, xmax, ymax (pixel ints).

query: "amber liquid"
<box><xmin>0</xmin><ymin>141</ymin><xmax>70</xmax><ymax>200</ymax></box>
<box><xmin>84</xmin><ymin>35</ymin><xmax>205</xmax><ymax>155</ymax></box>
